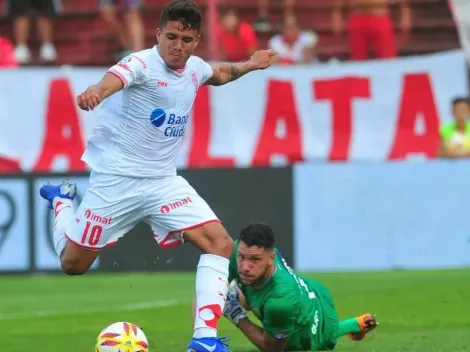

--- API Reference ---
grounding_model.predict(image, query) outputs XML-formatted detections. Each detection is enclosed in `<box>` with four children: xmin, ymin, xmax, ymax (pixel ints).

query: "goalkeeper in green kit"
<box><xmin>222</xmin><ymin>223</ymin><xmax>377</xmax><ymax>352</ymax></box>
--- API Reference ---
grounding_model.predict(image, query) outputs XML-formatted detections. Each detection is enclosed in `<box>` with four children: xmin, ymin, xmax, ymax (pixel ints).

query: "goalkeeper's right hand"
<box><xmin>223</xmin><ymin>284</ymin><xmax>247</xmax><ymax>326</ymax></box>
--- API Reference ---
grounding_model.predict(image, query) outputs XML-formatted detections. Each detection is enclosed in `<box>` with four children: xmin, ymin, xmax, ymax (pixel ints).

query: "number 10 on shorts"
<box><xmin>81</xmin><ymin>221</ymin><xmax>103</xmax><ymax>247</ymax></box>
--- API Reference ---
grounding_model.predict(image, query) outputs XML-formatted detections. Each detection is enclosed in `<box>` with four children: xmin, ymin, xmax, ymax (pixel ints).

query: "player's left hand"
<box><xmin>223</xmin><ymin>285</ymin><xmax>247</xmax><ymax>326</ymax></box>
<box><xmin>77</xmin><ymin>85</ymin><xmax>102</xmax><ymax>111</ymax></box>
<box><xmin>249</xmin><ymin>49</ymin><xmax>278</xmax><ymax>70</ymax></box>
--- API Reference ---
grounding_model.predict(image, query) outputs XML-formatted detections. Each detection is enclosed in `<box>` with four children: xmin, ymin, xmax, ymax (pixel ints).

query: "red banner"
<box><xmin>0</xmin><ymin>50</ymin><xmax>467</xmax><ymax>173</ymax></box>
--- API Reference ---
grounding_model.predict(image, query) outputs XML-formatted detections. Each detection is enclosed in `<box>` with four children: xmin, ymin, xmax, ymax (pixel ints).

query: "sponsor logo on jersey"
<box><xmin>160</xmin><ymin>197</ymin><xmax>192</xmax><ymax>214</ymax></box>
<box><xmin>84</xmin><ymin>209</ymin><xmax>112</xmax><ymax>225</ymax></box>
<box><xmin>150</xmin><ymin>108</ymin><xmax>189</xmax><ymax>137</ymax></box>
<box><xmin>118</xmin><ymin>63</ymin><xmax>132</xmax><ymax>72</ymax></box>
<box><xmin>117</xmin><ymin>56</ymin><xmax>133</xmax><ymax>72</ymax></box>
<box><xmin>118</xmin><ymin>54</ymin><xmax>146</xmax><ymax>68</ymax></box>
<box><xmin>150</xmin><ymin>108</ymin><xmax>166</xmax><ymax>127</ymax></box>
<box><xmin>311</xmin><ymin>310</ymin><xmax>319</xmax><ymax>335</ymax></box>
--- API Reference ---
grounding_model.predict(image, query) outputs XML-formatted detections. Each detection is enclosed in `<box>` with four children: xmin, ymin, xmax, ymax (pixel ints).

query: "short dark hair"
<box><xmin>239</xmin><ymin>223</ymin><xmax>275</xmax><ymax>250</ymax></box>
<box><xmin>452</xmin><ymin>97</ymin><xmax>470</xmax><ymax>107</ymax></box>
<box><xmin>160</xmin><ymin>0</ymin><xmax>202</xmax><ymax>33</ymax></box>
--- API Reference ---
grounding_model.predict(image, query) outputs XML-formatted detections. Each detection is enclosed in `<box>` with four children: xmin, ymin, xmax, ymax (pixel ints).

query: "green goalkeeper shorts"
<box><xmin>276</xmin><ymin>279</ymin><xmax>340</xmax><ymax>351</ymax></box>
<box><xmin>308</xmin><ymin>279</ymin><xmax>339</xmax><ymax>351</ymax></box>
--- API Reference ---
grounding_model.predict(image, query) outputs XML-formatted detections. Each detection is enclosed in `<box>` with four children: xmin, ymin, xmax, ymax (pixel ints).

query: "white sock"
<box><xmin>193</xmin><ymin>254</ymin><xmax>229</xmax><ymax>339</ymax></box>
<box><xmin>52</xmin><ymin>198</ymin><xmax>75</xmax><ymax>257</ymax></box>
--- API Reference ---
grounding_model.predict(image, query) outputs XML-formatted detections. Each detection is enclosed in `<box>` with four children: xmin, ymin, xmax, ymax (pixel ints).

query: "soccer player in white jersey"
<box><xmin>39</xmin><ymin>1</ymin><xmax>277</xmax><ymax>351</ymax></box>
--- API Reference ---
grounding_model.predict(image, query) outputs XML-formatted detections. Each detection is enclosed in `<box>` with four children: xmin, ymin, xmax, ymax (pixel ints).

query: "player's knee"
<box><xmin>185</xmin><ymin>222</ymin><xmax>234</xmax><ymax>258</ymax></box>
<box><xmin>61</xmin><ymin>259</ymin><xmax>89</xmax><ymax>276</ymax></box>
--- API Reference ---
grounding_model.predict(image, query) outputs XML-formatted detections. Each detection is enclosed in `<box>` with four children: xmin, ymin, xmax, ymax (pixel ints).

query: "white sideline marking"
<box><xmin>0</xmin><ymin>299</ymin><xmax>179</xmax><ymax>321</ymax></box>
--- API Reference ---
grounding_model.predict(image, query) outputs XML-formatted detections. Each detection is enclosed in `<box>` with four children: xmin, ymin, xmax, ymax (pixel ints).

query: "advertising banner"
<box><xmin>0</xmin><ymin>167</ymin><xmax>293</xmax><ymax>272</ymax></box>
<box><xmin>0</xmin><ymin>179</ymin><xmax>30</xmax><ymax>271</ymax></box>
<box><xmin>293</xmin><ymin>161</ymin><xmax>470</xmax><ymax>271</ymax></box>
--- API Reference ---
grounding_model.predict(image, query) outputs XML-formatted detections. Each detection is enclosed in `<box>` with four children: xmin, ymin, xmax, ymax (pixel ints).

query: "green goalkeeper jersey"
<box><xmin>228</xmin><ymin>241</ymin><xmax>339</xmax><ymax>351</ymax></box>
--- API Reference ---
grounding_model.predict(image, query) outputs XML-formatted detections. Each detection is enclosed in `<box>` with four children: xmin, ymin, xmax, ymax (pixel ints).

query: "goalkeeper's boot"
<box><xmin>39</xmin><ymin>179</ymin><xmax>77</xmax><ymax>209</ymax></box>
<box><xmin>348</xmin><ymin>313</ymin><xmax>378</xmax><ymax>341</ymax></box>
<box><xmin>186</xmin><ymin>337</ymin><xmax>230</xmax><ymax>352</ymax></box>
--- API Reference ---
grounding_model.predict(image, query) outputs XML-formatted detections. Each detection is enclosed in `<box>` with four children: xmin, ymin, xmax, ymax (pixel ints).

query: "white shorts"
<box><xmin>65</xmin><ymin>172</ymin><xmax>219</xmax><ymax>250</ymax></box>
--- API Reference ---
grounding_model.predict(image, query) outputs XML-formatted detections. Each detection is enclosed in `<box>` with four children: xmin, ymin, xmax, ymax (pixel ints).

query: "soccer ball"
<box><xmin>95</xmin><ymin>322</ymin><xmax>149</xmax><ymax>352</ymax></box>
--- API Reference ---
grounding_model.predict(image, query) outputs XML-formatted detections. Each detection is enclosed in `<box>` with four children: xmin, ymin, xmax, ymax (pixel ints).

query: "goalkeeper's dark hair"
<box><xmin>239</xmin><ymin>223</ymin><xmax>275</xmax><ymax>250</ymax></box>
<box><xmin>160</xmin><ymin>0</ymin><xmax>202</xmax><ymax>33</ymax></box>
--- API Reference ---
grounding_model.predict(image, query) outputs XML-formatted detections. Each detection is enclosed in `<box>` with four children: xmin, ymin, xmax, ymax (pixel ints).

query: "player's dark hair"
<box><xmin>239</xmin><ymin>223</ymin><xmax>275</xmax><ymax>250</ymax></box>
<box><xmin>452</xmin><ymin>97</ymin><xmax>470</xmax><ymax>107</ymax></box>
<box><xmin>160</xmin><ymin>0</ymin><xmax>202</xmax><ymax>33</ymax></box>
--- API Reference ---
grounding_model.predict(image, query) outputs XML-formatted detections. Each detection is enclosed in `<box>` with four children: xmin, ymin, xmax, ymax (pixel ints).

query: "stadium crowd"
<box><xmin>0</xmin><ymin>0</ymin><xmax>457</xmax><ymax>67</ymax></box>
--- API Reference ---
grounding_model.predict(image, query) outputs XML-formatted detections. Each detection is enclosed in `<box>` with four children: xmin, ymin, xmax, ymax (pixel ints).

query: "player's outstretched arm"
<box><xmin>205</xmin><ymin>49</ymin><xmax>278</xmax><ymax>86</ymax></box>
<box><xmin>223</xmin><ymin>287</ymin><xmax>289</xmax><ymax>352</ymax></box>
<box><xmin>77</xmin><ymin>73</ymin><xmax>124</xmax><ymax>111</ymax></box>
<box><xmin>237</xmin><ymin>318</ymin><xmax>289</xmax><ymax>352</ymax></box>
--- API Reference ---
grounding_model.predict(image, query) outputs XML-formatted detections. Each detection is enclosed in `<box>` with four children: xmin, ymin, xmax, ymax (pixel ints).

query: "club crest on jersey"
<box><xmin>190</xmin><ymin>71</ymin><xmax>199</xmax><ymax>93</ymax></box>
<box><xmin>149</xmin><ymin>108</ymin><xmax>189</xmax><ymax>138</ymax></box>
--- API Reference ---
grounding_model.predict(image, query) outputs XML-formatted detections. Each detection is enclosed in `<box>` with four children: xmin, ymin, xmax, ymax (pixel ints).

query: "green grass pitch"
<box><xmin>1</xmin><ymin>269</ymin><xmax>469</xmax><ymax>351</ymax></box>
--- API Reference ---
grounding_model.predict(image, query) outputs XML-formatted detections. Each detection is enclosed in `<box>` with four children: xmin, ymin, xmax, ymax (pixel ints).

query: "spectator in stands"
<box><xmin>6</xmin><ymin>0</ymin><xmax>60</xmax><ymax>64</ymax></box>
<box><xmin>439</xmin><ymin>97</ymin><xmax>470</xmax><ymax>159</ymax></box>
<box><xmin>218</xmin><ymin>7</ymin><xmax>258</xmax><ymax>62</ymax></box>
<box><xmin>333</xmin><ymin>0</ymin><xmax>411</xmax><ymax>61</ymax></box>
<box><xmin>253</xmin><ymin>0</ymin><xmax>295</xmax><ymax>32</ymax></box>
<box><xmin>0</xmin><ymin>36</ymin><xmax>18</xmax><ymax>67</ymax></box>
<box><xmin>99</xmin><ymin>0</ymin><xmax>145</xmax><ymax>58</ymax></box>
<box><xmin>268</xmin><ymin>16</ymin><xmax>318</xmax><ymax>65</ymax></box>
